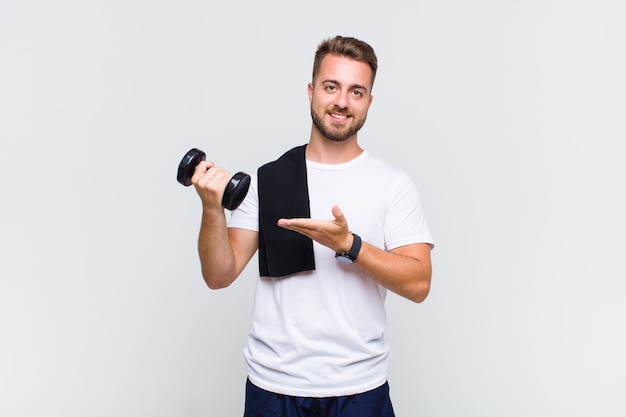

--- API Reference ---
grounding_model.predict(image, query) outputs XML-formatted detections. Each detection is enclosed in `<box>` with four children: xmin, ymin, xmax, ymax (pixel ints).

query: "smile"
<box><xmin>329</xmin><ymin>112</ymin><xmax>349</xmax><ymax>121</ymax></box>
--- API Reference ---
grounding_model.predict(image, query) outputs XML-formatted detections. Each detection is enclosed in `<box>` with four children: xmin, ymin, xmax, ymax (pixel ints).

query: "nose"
<box><xmin>332</xmin><ymin>90</ymin><xmax>349</xmax><ymax>110</ymax></box>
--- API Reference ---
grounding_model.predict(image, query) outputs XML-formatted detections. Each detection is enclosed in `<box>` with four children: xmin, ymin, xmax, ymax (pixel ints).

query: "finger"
<box><xmin>193</xmin><ymin>163</ymin><xmax>231</xmax><ymax>187</ymax></box>
<box><xmin>195</xmin><ymin>160</ymin><xmax>215</xmax><ymax>173</ymax></box>
<box><xmin>331</xmin><ymin>205</ymin><xmax>347</xmax><ymax>227</ymax></box>
<box><xmin>277</xmin><ymin>217</ymin><xmax>314</xmax><ymax>230</ymax></box>
<box><xmin>191</xmin><ymin>160</ymin><xmax>214</xmax><ymax>184</ymax></box>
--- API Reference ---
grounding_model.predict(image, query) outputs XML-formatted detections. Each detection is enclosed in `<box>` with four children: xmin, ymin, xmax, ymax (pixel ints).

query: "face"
<box><xmin>308</xmin><ymin>54</ymin><xmax>374</xmax><ymax>143</ymax></box>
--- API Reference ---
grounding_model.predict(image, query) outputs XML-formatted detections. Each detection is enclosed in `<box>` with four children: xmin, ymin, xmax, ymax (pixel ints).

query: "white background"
<box><xmin>1</xmin><ymin>1</ymin><xmax>625</xmax><ymax>416</ymax></box>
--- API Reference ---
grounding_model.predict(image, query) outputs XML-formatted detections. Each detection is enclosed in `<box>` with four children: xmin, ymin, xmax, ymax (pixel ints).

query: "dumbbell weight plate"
<box><xmin>222</xmin><ymin>171</ymin><xmax>252</xmax><ymax>211</ymax></box>
<box><xmin>177</xmin><ymin>148</ymin><xmax>206</xmax><ymax>186</ymax></box>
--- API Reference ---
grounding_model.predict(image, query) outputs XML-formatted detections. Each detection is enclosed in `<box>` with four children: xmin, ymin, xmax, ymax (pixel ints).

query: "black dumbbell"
<box><xmin>177</xmin><ymin>148</ymin><xmax>251</xmax><ymax>210</ymax></box>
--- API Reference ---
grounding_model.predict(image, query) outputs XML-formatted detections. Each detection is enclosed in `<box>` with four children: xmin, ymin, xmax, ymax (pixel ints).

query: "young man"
<box><xmin>192</xmin><ymin>36</ymin><xmax>434</xmax><ymax>417</ymax></box>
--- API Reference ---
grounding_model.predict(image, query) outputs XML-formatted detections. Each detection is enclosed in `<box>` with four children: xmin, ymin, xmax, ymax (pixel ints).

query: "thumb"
<box><xmin>332</xmin><ymin>205</ymin><xmax>345</xmax><ymax>224</ymax></box>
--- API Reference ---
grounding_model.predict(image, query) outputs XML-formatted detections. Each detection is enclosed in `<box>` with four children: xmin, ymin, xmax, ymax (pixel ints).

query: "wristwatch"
<box><xmin>335</xmin><ymin>233</ymin><xmax>362</xmax><ymax>264</ymax></box>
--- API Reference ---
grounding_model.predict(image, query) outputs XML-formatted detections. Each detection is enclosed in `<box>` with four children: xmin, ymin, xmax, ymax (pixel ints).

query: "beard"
<box><xmin>310</xmin><ymin>104</ymin><xmax>367</xmax><ymax>142</ymax></box>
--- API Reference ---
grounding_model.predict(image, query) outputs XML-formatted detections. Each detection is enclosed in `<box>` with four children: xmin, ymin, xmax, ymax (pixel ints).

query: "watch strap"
<box><xmin>335</xmin><ymin>233</ymin><xmax>362</xmax><ymax>264</ymax></box>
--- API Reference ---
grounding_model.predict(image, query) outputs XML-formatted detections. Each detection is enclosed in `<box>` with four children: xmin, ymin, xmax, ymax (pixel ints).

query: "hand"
<box><xmin>191</xmin><ymin>160</ymin><xmax>232</xmax><ymax>211</ymax></box>
<box><xmin>277</xmin><ymin>205</ymin><xmax>354</xmax><ymax>253</ymax></box>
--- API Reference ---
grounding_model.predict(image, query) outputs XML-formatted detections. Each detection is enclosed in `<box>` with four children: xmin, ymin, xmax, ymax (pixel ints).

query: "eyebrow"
<box><xmin>321</xmin><ymin>79</ymin><xmax>370</xmax><ymax>94</ymax></box>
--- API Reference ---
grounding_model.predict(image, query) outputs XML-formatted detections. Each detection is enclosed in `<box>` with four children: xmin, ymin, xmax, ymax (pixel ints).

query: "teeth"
<box><xmin>331</xmin><ymin>113</ymin><xmax>347</xmax><ymax>119</ymax></box>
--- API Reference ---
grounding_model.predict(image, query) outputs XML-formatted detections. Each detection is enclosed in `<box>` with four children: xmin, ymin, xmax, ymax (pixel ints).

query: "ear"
<box><xmin>307</xmin><ymin>83</ymin><xmax>314</xmax><ymax>103</ymax></box>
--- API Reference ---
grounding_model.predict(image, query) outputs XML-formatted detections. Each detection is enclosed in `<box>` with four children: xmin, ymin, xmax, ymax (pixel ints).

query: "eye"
<box><xmin>351</xmin><ymin>89</ymin><xmax>364</xmax><ymax>97</ymax></box>
<box><xmin>325</xmin><ymin>85</ymin><xmax>337</xmax><ymax>92</ymax></box>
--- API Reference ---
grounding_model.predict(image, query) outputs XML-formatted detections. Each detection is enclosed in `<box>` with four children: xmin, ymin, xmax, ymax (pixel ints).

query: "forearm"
<box><xmin>353</xmin><ymin>241</ymin><xmax>432</xmax><ymax>303</ymax></box>
<box><xmin>197</xmin><ymin>208</ymin><xmax>238</xmax><ymax>289</ymax></box>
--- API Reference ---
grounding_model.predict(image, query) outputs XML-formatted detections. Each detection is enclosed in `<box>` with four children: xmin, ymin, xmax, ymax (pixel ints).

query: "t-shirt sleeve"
<box><xmin>384</xmin><ymin>172</ymin><xmax>434</xmax><ymax>251</ymax></box>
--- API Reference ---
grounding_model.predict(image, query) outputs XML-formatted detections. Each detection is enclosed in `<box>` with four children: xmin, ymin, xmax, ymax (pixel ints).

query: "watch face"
<box><xmin>335</xmin><ymin>254</ymin><xmax>354</xmax><ymax>264</ymax></box>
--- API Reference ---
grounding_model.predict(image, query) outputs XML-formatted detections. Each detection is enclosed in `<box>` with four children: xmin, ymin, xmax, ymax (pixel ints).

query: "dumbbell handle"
<box><xmin>177</xmin><ymin>148</ymin><xmax>251</xmax><ymax>210</ymax></box>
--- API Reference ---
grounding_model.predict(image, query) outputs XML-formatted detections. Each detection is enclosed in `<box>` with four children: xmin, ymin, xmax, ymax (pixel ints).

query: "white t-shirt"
<box><xmin>228</xmin><ymin>150</ymin><xmax>434</xmax><ymax>397</ymax></box>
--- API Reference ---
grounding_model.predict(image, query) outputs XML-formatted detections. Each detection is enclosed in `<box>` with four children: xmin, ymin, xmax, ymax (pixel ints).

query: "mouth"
<box><xmin>328</xmin><ymin>112</ymin><xmax>350</xmax><ymax>122</ymax></box>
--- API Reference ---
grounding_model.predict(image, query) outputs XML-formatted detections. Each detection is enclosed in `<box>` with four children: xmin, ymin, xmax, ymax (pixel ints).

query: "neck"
<box><xmin>306</xmin><ymin>127</ymin><xmax>363</xmax><ymax>164</ymax></box>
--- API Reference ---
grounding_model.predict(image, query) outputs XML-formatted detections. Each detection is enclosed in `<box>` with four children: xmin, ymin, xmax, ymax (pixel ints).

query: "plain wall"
<box><xmin>1</xmin><ymin>1</ymin><xmax>625</xmax><ymax>416</ymax></box>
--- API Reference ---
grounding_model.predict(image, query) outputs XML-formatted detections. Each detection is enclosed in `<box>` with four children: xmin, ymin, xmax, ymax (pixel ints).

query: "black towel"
<box><xmin>258</xmin><ymin>145</ymin><xmax>315</xmax><ymax>278</ymax></box>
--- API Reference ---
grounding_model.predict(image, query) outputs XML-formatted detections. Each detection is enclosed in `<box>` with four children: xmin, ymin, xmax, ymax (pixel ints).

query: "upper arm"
<box><xmin>228</xmin><ymin>227</ymin><xmax>259</xmax><ymax>277</ymax></box>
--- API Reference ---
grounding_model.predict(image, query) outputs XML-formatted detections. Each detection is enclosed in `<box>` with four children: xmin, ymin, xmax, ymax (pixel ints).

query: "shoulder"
<box><xmin>361</xmin><ymin>152</ymin><xmax>412</xmax><ymax>182</ymax></box>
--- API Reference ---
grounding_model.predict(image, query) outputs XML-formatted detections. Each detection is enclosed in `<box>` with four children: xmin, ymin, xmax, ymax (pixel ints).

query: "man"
<box><xmin>192</xmin><ymin>35</ymin><xmax>434</xmax><ymax>417</ymax></box>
